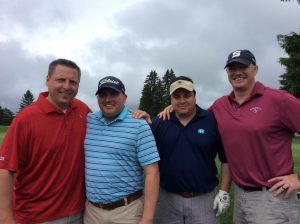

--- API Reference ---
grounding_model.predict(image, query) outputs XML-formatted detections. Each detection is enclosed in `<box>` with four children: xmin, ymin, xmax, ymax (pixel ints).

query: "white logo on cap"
<box><xmin>232</xmin><ymin>50</ymin><xmax>241</xmax><ymax>58</ymax></box>
<box><xmin>100</xmin><ymin>78</ymin><xmax>119</xmax><ymax>86</ymax></box>
<box><xmin>0</xmin><ymin>156</ymin><xmax>5</xmax><ymax>161</ymax></box>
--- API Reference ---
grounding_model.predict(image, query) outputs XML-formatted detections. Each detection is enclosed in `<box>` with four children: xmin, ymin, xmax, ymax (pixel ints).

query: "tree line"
<box><xmin>0</xmin><ymin>90</ymin><xmax>34</xmax><ymax>125</ymax></box>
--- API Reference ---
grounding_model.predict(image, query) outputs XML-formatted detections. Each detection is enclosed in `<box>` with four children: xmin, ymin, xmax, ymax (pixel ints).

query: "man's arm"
<box><xmin>0</xmin><ymin>169</ymin><xmax>16</xmax><ymax>224</ymax></box>
<box><xmin>220</xmin><ymin>163</ymin><xmax>231</xmax><ymax>192</ymax></box>
<box><xmin>140</xmin><ymin>162</ymin><xmax>160</xmax><ymax>224</ymax></box>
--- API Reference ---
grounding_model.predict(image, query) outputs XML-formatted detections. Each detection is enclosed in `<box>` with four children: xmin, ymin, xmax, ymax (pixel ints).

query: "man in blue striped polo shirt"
<box><xmin>84</xmin><ymin>76</ymin><xmax>160</xmax><ymax>224</ymax></box>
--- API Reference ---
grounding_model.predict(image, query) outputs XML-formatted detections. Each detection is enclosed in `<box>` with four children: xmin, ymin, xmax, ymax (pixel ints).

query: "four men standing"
<box><xmin>1</xmin><ymin>49</ymin><xmax>300</xmax><ymax>224</ymax></box>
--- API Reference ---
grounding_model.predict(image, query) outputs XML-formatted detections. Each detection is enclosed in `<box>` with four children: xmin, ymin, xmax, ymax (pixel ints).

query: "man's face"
<box><xmin>171</xmin><ymin>88</ymin><xmax>196</xmax><ymax>118</ymax></box>
<box><xmin>46</xmin><ymin>64</ymin><xmax>80</xmax><ymax>110</ymax></box>
<box><xmin>226</xmin><ymin>62</ymin><xmax>258</xmax><ymax>92</ymax></box>
<box><xmin>97</xmin><ymin>88</ymin><xmax>127</xmax><ymax>119</ymax></box>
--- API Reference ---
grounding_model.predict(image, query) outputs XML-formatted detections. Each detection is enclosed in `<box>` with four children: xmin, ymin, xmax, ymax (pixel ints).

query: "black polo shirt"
<box><xmin>151</xmin><ymin>105</ymin><xmax>227</xmax><ymax>193</ymax></box>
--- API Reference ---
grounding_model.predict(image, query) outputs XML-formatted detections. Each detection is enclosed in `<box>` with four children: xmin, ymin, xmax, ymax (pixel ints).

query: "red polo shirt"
<box><xmin>210</xmin><ymin>82</ymin><xmax>300</xmax><ymax>187</ymax></box>
<box><xmin>0</xmin><ymin>92</ymin><xmax>91</xmax><ymax>223</ymax></box>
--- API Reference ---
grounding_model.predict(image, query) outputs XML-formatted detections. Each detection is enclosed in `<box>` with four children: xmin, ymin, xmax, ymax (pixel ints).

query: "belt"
<box><xmin>90</xmin><ymin>190</ymin><xmax>143</xmax><ymax>210</ymax></box>
<box><xmin>238</xmin><ymin>185</ymin><xmax>270</xmax><ymax>192</ymax></box>
<box><xmin>178</xmin><ymin>192</ymin><xmax>202</xmax><ymax>198</ymax></box>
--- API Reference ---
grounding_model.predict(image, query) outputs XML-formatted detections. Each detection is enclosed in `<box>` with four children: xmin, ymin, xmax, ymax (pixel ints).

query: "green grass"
<box><xmin>0</xmin><ymin>126</ymin><xmax>299</xmax><ymax>223</ymax></box>
<box><xmin>293</xmin><ymin>137</ymin><xmax>300</xmax><ymax>172</ymax></box>
<box><xmin>0</xmin><ymin>125</ymin><xmax>9</xmax><ymax>145</ymax></box>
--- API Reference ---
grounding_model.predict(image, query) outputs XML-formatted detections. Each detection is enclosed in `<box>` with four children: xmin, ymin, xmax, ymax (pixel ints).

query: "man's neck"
<box><xmin>46</xmin><ymin>95</ymin><xmax>68</xmax><ymax>111</ymax></box>
<box><xmin>175</xmin><ymin>107</ymin><xmax>196</xmax><ymax>126</ymax></box>
<box><xmin>104</xmin><ymin>116</ymin><xmax>117</xmax><ymax>123</ymax></box>
<box><xmin>233</xmin><ymin>83</ymin><xmax>255</xmax><ymax>104</ymax></box>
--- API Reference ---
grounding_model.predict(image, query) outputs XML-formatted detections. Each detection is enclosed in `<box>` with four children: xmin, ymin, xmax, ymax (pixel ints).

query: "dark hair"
<box><xmin>48</xmin><ymin>59</ymin><xmax>81</xmax><ymax>80</ymax></box>
<box><xmin>172</xmin><ymin>76</ymin><xmax>194</xmax><ymax>84</ymax></box>
<box><xmin>171</xmin><ymin>76</ymin><xmax>196</xmax><ymax>95</ymax></box>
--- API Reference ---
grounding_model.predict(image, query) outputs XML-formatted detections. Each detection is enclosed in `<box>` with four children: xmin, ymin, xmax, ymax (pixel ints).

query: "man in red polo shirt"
<box><xmin>0</xmin><ymin>59</ymin><xmax>91</xmax><ymax>224</ymax></box>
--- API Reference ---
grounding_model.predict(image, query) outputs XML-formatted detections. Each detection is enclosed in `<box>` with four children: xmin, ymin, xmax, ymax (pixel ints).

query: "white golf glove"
<box><xmin>213</xmin><ymin>190</ymin><xmax>230</xmax><ymax>216</ymax></box>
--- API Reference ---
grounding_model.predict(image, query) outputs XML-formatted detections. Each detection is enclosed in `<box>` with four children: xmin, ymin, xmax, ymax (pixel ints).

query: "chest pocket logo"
<box><xmin>250</xmin><ymin>106</ymin><xmax>262</xmax><ymax>113</ymax></box>
<box><xmin>198</xmin><ymin>128</ymin><xmax>205</xmax><ymax>135</ymax></box>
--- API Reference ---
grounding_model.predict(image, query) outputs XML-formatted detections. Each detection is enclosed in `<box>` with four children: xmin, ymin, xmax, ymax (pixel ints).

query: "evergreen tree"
<box><xmin>139</xmin><ymin>70</ymin><xmax>161</xmax><ymax>117</ymax></box>
<box><xmin>0</xmin><ymin>106</ymin><xmax>3</xmax><ymax>124</ymax></box>
<box><xmin>280</xmin><ymin>0</ymin><xmax>300</xmax><ymax>4</ymax></box>
<box><xmin>161</xmin><ymin>69</ymin><xmax>176</xmax><ymax>108</ymax></box>
<box><xmin>152</xmin><ymin>79</ymin><xmax>163</xmax><ymax>116</ymax></box>
<box><xmin>277</xmin><ymin>32</ymin><xmax>300</xmax><ymax>98</ymax></box>
<box><xmin>19</xmin><ymin>90</ymin><xmax>35</xmax><ymax>111</ymax></box>
<box><xmin>0</xmin><ymin>106</ymin><xmax>14</xmax><ymax>125</ymax></box>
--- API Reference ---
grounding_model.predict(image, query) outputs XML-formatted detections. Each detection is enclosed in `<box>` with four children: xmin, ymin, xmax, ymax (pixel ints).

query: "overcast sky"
<box><xmin>0</xmin><ymin>0</ymin><xmax>299</xmax><ymax>113</ymax></box>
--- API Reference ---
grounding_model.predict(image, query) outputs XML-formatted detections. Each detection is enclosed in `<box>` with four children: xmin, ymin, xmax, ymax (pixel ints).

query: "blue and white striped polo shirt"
<box><xmin>84</xmin><ymin>107</ymin><xmax>160</xmax><ymax>203</ymax></box>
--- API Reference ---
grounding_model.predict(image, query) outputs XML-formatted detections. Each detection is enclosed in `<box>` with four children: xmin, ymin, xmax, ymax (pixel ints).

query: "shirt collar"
<box><xmin>170</xmin><ymin>104</ymin><xmax>206</xmax><ymax>123</ymax></box>
<box><xmin>228</xmin><ymin>81</ymin><xmax>264</xmax><ymax>103</ymax></box>
<box><xmin>97</xmin><ymin>106</ymin><xmax>128</xmax><ymax>125</ymax></box>
<box><xmin>37</xmin><ymin>92</ymin><xmax>77</xmax><ymax>114</ymax></box>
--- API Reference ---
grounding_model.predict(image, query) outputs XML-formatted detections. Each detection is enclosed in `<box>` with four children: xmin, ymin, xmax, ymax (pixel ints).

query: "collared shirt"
<box><xmin>85</xmin><ymin>107</ymin><xmax>160</xmax><ymax>203</ymax></box>
<box><xmin>0</xmin><ymin>92</ymin><xmax>90</xmax><ymax>223</ymax></box>
<box><xmin>151</xmin><ymin>105</ymin><xmax>226</xmax><ymax>193</ymax></box>
<box><xmin>210</xmin><ymin>82</ymin><xmax>300</xmax><ymax>187</ymax></box>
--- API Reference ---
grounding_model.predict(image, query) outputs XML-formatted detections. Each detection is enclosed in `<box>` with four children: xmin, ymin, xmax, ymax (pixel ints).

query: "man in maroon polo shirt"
<box><xmin>210</xmin><ymin>49</ymin><xmax>300</xmax><ymax>224</ymax></box>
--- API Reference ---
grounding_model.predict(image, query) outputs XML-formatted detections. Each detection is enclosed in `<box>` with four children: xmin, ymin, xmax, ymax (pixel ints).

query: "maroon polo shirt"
<box><xmin>210</xmin><ymin>82</ymin><xmax>300</xmax><ymax>187</ymax></box>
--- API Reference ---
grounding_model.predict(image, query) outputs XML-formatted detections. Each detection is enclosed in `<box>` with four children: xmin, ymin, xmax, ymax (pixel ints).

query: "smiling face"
<box><xmin>171</xmin><ymin>88</ymin><xmax>196</xmax><ymax>119</ymax></box>
<box><xmin>46</xmin><ymin>64</ymin><xmax>80</xmax><ymax>111</ymax></box>
<box><xmin>226</xmin><ymin>62</ymin><xmax>258</xmax><ymax>93</ymax></box>
<box><xmin>97</xmin><ymin>88</ymin><xmax>127</xmax><ymax>120</ymax></box>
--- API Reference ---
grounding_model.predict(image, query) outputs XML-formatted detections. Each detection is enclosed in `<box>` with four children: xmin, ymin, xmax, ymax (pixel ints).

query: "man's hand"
<box><xmin>131</xmin><ymin>109</ymin><xmax>152</xmax><ymax>124</ymax></box>
<box><xmin>268</xmin><ymin>173</ymin><xmax>300</xmax><ymax>198</ymax></box>
<box><xmin>157</xmin><ymin>105</ymin><xmax>173</xmax><ymax>120</ymax></box>
<box><xmin>213</xmin><ymin>190</ymin><xmax>230</xmax><ymax>216</ymax></box>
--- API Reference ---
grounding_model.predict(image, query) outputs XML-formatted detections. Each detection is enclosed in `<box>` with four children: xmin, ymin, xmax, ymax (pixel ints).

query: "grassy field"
<box><xmin>0</xmin><ymin>125</ymin><xmax>299</xmax><ymax>223</ymax></box>
<box><xmin>0</xmin><ymin>125</ymin><xmax>9</xmax><ymax>144</ymax></box>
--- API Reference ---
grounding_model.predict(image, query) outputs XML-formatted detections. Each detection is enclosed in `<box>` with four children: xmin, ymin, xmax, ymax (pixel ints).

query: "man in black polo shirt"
<box><xmin>151</xmin><ymin>76</ymin><xmax>231</xmax><ymax>224</ymax></box>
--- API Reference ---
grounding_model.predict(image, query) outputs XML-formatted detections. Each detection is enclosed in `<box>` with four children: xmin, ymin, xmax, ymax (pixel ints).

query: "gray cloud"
<box><xmin>0</xmin><ymin>0</ymin><xmax>300</xmax><ymax>113</ymax></box>
<box><xmin>0</xmin><ymin>40</ymin><xmax>54</xmax><ymax>112</ymax></box>
<box><xmin>81</xmin><ymin>0</ymin><xmax>300</xmax><ymax>110</ymax></box>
